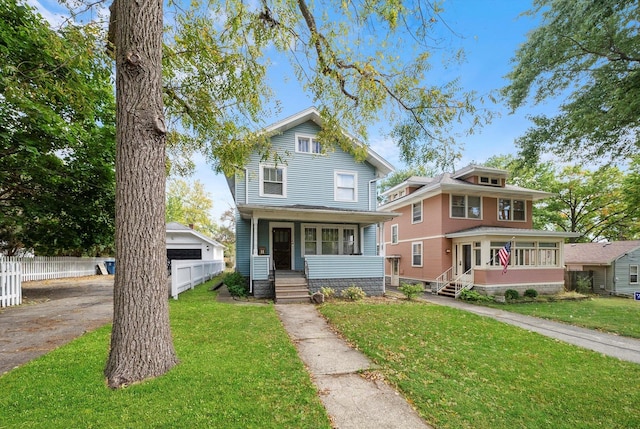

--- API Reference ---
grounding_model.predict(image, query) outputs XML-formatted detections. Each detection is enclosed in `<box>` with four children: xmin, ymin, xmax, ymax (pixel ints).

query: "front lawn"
<box><xmin>480</xmin><ymin>296</ymin><xmax>640</xmax><ymax>338</ymax></box>
<box><xmin>320</xmin><ymin>300</ymin><xmax>640</xmax><ymax>429</ymax></box>
<box><xmin>0</xmin><ymin>279</ymin><xmax>331</xmax><ymax>429</ymax></box>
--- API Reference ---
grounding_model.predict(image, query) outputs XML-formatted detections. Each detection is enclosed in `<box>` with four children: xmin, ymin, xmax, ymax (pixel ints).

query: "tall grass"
<box><xmin>0</xmin><ymin>280</ymin><xmax>330</xmax><ymax>428</ymax></box>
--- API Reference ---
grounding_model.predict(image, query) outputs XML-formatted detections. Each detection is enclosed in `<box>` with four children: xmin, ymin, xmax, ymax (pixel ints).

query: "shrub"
<box><xmin>524</xmin><ymin>289</ymin><xmax>538</xmax><ymax>298</ymax></box>
<box><xmin>459</xmin><ymin>289</ymin><xmax>494</xmax><ymax>302</ymax></box>
<box><xmin>398</xmin><ymin>282</ymin><xmax>425</xmax><ymax>300</ymax></box>
<box><xmin>504</xmin><ymin>289</ymin><xmax>520</xmax><ymax>300</ymax></box>
<box><xmin>320</xmin><ymin>287</ymin><xmax>336</xmax><ymax>299</ymax></box>
<box><xmin>341</xmin><ymin>285</ymin><xmax>366</xmax><ymax>301</ymax></box>
<box><xmin>223</xmin><ymin>271</ymin><xmax>248</xmax><ymax>298</ymax></box>
<box><xmin>575</xmin><ymin>276</ymin><xmax>593</xmax><ymax>294</ymax></box>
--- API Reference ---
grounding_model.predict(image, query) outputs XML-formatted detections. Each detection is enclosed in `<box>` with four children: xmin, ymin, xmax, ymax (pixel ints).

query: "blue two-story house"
<box><xmin>226</xmin><ymin>108</ymin><xmax>398</xmax><ymax>301</ymax></box>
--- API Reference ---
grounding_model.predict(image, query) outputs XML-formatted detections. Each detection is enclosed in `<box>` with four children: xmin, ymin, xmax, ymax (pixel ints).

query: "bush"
<box><xmin>524</xmin><ymin>289</ymin><xmax>539</xmax><ymax>298</ymax></box>
<box><xmin>223</xmin><ymin>271</ymin><xmax>248</xmax><ymax>298</ymax></box>
<box><xmin>504</xmin><ymin>289</ymin><xmax>520</xmax><ymax>300</ymax></box>
<box><xmin>341</xmin><ymin>285</ymin><xmax>366</xmax><ymax>301</ymax></box>
<box><xmin>575</xmin><ymin>276</ymin><xmax>593</xmax><ymax>294</ymax></box>
<box><xmin>320</xmin><ymin>287</ymin><xmax>336</xmax><ymax>299</ymax></box>
<box><xmin>398</xmin><ymin>282</ymin><xmax>425</xmax><ymax>300</ymax></box>
<box><xmin>459</xmin><ymin>289</ymin><xmax>494</xmax><ymax>302</ymax></box>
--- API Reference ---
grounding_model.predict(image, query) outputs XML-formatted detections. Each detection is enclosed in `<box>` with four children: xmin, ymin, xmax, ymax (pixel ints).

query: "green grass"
<box><xmin>0</xmin><ymin>279</ymin><xmax>331</xmax><ymax>429</ymax></box>
<box><xmin>481</xmin><ymin>296</ymin><xmax>640</xmax><ymax>338</ymax></box>
<box><xmin>320</xmin><ymin>300</ymin><xmax>640</xmax><ymax>429</ymax></box>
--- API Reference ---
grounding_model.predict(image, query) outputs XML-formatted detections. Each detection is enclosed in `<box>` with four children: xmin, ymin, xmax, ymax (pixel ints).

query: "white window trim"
<box><xmin>412</xmin><ymin>201</ymin><xmax>423</xmax><ymax>224</ymax></box>
<box><xmin>631</xmin><ymin>265</ymin><xmax>639</xmax><ymax>284</ymax></box>
<box><xmin>334</xmin><ymin>170</ymin><xmax>358</xmax><ymax>202</ymax></box>
<box><xmin>411</xmin><ymin>241</ymin><xmax>423</xmax><ymax>267</ymax></box>
<box><xmin>391</xmin><ymin>224</ymin><xmax>398</xmax><ymax>245</ymax></box>
<box><xmin>450</xmin><ymin>194</ymin><xmax>482</xmax><ymax>220</ymax></box>
<box><xmin>301</xmin><ymin>223</ymin><xmax>359</xmax><ymax>256</ymax></box>
<box><xmin>497</xmin><ymin>198</ymin><xmax>527</xmax><ymax>222</ymax></box>
<box><xmin>295</xmin><ymin>133</ymin><xmax>321</xmax><ymax>154</ymax></box>
<box><xmin>259</xmin><ymin>164</ymin><xmax>287</xmax><ymax>198</ymax></box>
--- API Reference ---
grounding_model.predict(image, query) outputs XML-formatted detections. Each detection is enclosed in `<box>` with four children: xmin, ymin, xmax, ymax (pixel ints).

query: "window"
<box><xmin>451</xmin><ymin>195</ymin><xmax>482</xmax><ymax>219</ymax></box>
<box><xmin>321</xmin><ymin>228</ymin><xmax>339</xmax><ymax>255</ymax></box>
<box><xmin>296</xmin><ymin>134</ymin><xmax>321</xmax><ymax>154</ymax></box>
<box><xmin>412</xmin><ymin>201</ymin><xmax>423</xmax><ymax>223</ymax></box>
<box><xmin>391</xmin><ymin>224</ymin><xmax>398</xmax><ymax>244</ymax></box>
<box><xmin>473</xmin><ymin>242</ymin><xmax>482</xmax><ymax>266</ymax></box>
<box><xmin>412</xmin><ymin>242</ymin><xmax>423</xmax><ymax>267</ymax></box>
<box><xmin>480</xmin><ymin>176</ymin><xmax>500</xmax><ymax>186</ymax></box>
<box><xmin>335</xmin><ymin>171</ymin><xmax>357</xmax><ymax>202</ymax></box>
<box><xmin>499</xmin><ymin>198</ymin><xmax>526</xmax><ymax>221</ymax></box>
<box><xmin>260</xmin><ymin>165</ymin><xmax>286</xmax><ymax>197</ymax></box>
<box><xmin>489</xmin><ymin>241</ymin><xmax>559</xmax><ymax>268</ymax></box>
<box><xmin>302</xmin><ymin>225</ymin><xmax>358</xmax><ymax>255</ymax></box>
<box><xmin>304</xmin><ymin>228</ymin><xmax>317</xmax><ymax>255</ymax></box>
<box><xmin>631</xmin><ymin>265</ymin><xmax>638</xmax><ymax>284</ymax></box>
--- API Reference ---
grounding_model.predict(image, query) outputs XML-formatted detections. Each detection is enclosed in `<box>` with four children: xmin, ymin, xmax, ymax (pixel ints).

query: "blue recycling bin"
<box><xmin>105</xmin><ymin>261</ymin><xmax>116</xmax><ymax>275</ymax></box>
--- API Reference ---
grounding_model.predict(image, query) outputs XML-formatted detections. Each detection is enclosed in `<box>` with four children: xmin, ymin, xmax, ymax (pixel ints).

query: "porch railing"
<box><xmin>433</xmin><ymin>267</ymin><xmax>474</xmax><ymax>298</ymax></box>
<box><xmin>433</xmin><ymin>267</ymin><xmax>454</xmax><ymax>294</ymax></box>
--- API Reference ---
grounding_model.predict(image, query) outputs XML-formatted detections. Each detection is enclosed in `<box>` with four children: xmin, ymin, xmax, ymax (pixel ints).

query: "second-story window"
<box><xmin>260</xmin><ymin>165</ymin><xmax>286</xmax><ymax>197</ymax></box>
<box><xmin>412</xmin><ymin>201</ymin><xmax>423</xmax><ymax>223</ymax></box>
<box><xmin>296</xmin><ymin>134</ymin><xmax>321</xmax><ymax>154</ymax></box>
<box><xmin>335</xmin><ymin>171</ymin><xmax>357</xmax><ymax>202</ymax></box>
<box><xmin>391</xmin><ymin>224</ymin><xmax>398</xmax><ymax>244</ymax></box>
<box><xmin>451</xmin><ymin>195</ymin><xmax>481</xmax><ymax>219</ymax></box>
<box><xmin>499</xmin><ymin>198</ymin><xmax>526</xmax><ymax>221</ymax></box>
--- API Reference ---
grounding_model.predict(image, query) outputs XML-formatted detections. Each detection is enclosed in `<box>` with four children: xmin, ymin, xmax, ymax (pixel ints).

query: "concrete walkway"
<box><xmin>422</xmin><ymin>294</ymin><xmax>640</xmax><ymax>365</ymax></box>
<box><xmin>275</xmin><ymin>304</ymin><xmax>431</xmax><ymax>429</ymax></box>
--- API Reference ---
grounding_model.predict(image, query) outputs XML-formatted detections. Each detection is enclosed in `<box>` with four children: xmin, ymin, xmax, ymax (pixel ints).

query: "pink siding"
<box><xmin>474</xmin><ymin>268</ymin><xmax>564</xmax><ymax>285</ymax></box>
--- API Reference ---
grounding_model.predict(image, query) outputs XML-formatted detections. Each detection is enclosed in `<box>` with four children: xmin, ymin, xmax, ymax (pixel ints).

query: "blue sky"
<box><xmin>29</xmin><ymin>0</ymin><xmax>554</xmax><ymax>222</ymax></box>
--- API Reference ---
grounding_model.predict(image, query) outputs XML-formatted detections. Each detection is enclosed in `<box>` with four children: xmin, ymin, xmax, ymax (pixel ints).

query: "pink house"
<box><xmin>378</xmin><ymin>164</ymin><xmax>578</xmax><ymax>297</ymax></box>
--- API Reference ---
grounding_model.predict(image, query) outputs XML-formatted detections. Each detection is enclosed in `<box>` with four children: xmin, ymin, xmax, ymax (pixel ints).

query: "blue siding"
<box><xmin>305</xmin><ymin>255</ymin><xmax>384</xmax><ymax>279</ymax></box>
<box><xmin>363</xmin><ymin>225</ymin><xmax>377</xmax><ymax>255</ymax></box>
<box><xmin>235</xmin><ymin>213</ymin><xmax>251</xmax><ymax>276</ymax></box>
<box><xmin>241</xmin><ymin>120</ymin><xmax>378</xmax><ymax>210</ymax></box>
<box><xmin>614</xmin><ymin>250</ymin><xmax>640</xmax><ymax>295</ymax></box>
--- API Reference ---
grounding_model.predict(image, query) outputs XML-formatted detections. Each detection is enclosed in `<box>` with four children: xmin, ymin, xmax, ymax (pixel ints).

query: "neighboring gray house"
<box><xmin>166</xmin><ymin>222</ymin><xmax>224</xmax><ymax>263</ymax></box>
<box><xmin>564</xmin><ymin>241</ymin><xmax>640</xmax><ymax>296</ymax></box>
<box><xmin>226</xmin><ymin>107</ymin><xmax>398</xmax><ymax>301</ymax></box>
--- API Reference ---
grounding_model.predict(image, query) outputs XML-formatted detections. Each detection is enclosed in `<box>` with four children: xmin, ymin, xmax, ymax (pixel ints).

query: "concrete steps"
<box><xmin>275</xmin><ymin>271</ymin><xmax>310</xmax><ymax>304</ymax></box>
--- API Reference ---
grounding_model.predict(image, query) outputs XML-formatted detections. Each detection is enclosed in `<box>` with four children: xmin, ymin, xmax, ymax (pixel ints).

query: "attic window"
<box><xmin>296</xmin><ymin>134</ymin><xmax>321</xmax><ymax>154</ymax></box>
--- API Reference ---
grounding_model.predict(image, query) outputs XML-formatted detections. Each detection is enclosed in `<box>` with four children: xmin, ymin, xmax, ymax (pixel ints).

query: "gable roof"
<box><xmin>166</xmin><ymin>222</ymin><xmax>223</xmax><ymax>247</ymax></box>
<box><xmin>564</xmin><ymin>241</ymin><xmax>640</xmax><ymax>265</ymax></box>
<box><xmin>264</xmin><ymin>107</ymin><xmax>394</xmax><ymax>177</ymax></box>
<box><xmin>379</xmin><ymin>170</ymin><xmax>552</xmax><ymax>211</ymax></box>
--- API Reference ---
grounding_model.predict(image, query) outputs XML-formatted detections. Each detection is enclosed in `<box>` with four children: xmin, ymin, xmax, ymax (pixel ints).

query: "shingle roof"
<box><xmin>564</xmin><ymin>241</ymin><xmax>640</xmax><ymax>265</ymax></box>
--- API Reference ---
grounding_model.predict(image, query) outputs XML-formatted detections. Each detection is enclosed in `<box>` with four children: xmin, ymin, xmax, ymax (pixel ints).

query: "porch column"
<box><xmin>252</xmin><ymin>217</ymin><xmax>259</xmax><ymax>255</ymax></box>
<box><xmin>379</xmin><ymin>222</ymin><xmax>385</xmax><ymax>257</ymax></box>
<box><xmin>360</xmin><ymin>226</ymin><xmax>365</xmax><ymax>254</ymax></box>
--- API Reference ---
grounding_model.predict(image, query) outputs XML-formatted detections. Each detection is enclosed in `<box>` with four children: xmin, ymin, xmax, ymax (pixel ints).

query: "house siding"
<box><xmin>236</xmin><ymin>213</ymin><xmax>251</xmax><ymax>277</ymax></box>
<box><xmin>614</xmin><ymin>251</ymin><xmax>640</xmax><ymax>295</ymax></box>
<box><xmin>243</xmin><ymin>121</ymin><xmax>378</xmax><ymax>211</ymax></box>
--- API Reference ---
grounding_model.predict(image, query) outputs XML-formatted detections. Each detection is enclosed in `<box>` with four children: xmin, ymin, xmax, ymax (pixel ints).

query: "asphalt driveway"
<box><xmin>0</xmin><ymin>276</ymin><xmax>114</xmax><ymax>375</ymax></box>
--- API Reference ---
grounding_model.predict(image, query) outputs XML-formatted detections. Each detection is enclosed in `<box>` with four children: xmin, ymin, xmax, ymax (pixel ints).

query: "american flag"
<box><xmin>498</xmin><ymin>241</ymin><xmax>511</xmax><ymax>274</ymax></box>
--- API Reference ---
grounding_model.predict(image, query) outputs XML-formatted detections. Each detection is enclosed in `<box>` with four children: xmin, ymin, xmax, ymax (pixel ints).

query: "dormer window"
<box><xmin>296</xmin><ymin>134</ymin><xmax>321</xmax><ymax>154</ymax></box>
<box><xmin>479</xmin><ymin>176</ymin><xmax>500</xmax><ymax>186</ymax></box>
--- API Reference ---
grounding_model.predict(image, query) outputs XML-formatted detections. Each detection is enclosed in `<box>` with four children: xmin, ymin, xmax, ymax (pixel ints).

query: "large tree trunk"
<box><xmin>105</xmin><ymin>0</ymin><xmax>178</xmax><ymax>389</ymax></box>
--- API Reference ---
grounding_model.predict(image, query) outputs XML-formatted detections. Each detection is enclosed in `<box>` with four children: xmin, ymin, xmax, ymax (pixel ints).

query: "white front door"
<box><xmin>390</xmin><ymin>258</ymin><xmax>400</xmax><ymax>287</ymax></box>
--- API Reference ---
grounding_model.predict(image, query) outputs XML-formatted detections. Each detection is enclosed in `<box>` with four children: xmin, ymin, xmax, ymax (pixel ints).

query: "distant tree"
<box><xmin>378</xmin><ymin>165</ymin><xmax>438</xmax><ymax>203</ymax></box>
<box><xmin>0</xmin><ymin>0</ymin><xmax>115</xmax><ymax>256</ymax></box>
<box><xmin>502</xmin><ymin>0</ymin><xmax>640</xmax><ymax>165</ymax></box>
<box><xmin>165</xmin><ymin>178</ymin><xmax>217</xmax><ymax>236</ymax></box>
<box><xmin>214</xmin><ymin>207</ymin><xmax>236</xmax><ymax>264</ymax></box>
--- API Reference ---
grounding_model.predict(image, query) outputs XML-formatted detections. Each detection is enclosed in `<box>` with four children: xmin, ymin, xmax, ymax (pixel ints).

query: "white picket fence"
<box><xmin>171</xmin><ymin>259</ymin><xmax>225</xmax><ymax>300</ymax></box>
<box><xmin>0</xmin><ymin>261</ymin><xmax>22</xmax><ymax>307</ymax></box>
<box><xmin>0</xmin><ymin>256</ymin><xmax>113</xmax><ymax>308</ymax></box>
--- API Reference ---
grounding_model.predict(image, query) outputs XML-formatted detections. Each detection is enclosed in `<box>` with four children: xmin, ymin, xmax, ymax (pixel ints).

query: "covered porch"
<box><xmin>237</xmin><ymin>203</ymin><xmax>398</xmax><ymax>298</ymax></box>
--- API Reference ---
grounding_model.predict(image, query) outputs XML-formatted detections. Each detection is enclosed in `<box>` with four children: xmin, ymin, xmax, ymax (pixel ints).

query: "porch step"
<box><xmin>437</xmin><ymin>283</ymin><xmax>458</xmax><ymax>298</ymax></box>
<box><xmin>275</xmin><ymin>271</ymin><xmax>310</xmax><ymax>304</ymax></box>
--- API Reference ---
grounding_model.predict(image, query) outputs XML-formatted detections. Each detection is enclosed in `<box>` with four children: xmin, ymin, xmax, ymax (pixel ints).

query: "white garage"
<box><xmin>166</xmin><ymin>222</ymin><xmax>224</xmax><ymax>265</ymax></box>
